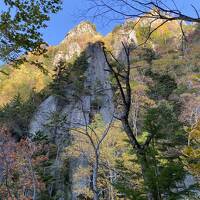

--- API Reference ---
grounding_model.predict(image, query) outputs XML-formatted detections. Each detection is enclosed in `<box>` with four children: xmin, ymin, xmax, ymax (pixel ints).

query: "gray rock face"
<box><xmin>29</xmin><ymin>42</ymin><xmax>114</xmax><ymax>199</ymax></box>
<box><xmin>85</xmin><ymin>43</ymin><xmax>114</xmax><ymax>123</ymax></box>
<box><xmin>111</xmin><ymin>23</ymin><xmax>138</xmax><ymax>63</ymax></box>
<box><xmin>29</xmin><ymin>96</ymin><xmax>58</xmax><ymax>135</ymax></box>
<box><xmin>173</xmin><ymin>175</ymin><xmax>200</xmax><ymax>199</ymax></box>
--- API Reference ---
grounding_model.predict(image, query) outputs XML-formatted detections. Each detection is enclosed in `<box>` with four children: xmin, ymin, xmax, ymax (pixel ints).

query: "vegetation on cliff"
<box><xmin>0</xmin><ymin>10</ymin><xmax>200</xmax><ymax>200</ymax></box>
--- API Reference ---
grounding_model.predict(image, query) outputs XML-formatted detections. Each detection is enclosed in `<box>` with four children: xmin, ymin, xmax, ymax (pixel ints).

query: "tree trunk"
<box><xmin>28</xmin><ymin>157</ymin><xmax>37</xmax><ymax>200</ymax></box>
<box><xmin>92</xmin><ymin>151</ymin><xmax>99</xmax><ymax>200</ymax></box>
<box><xmin>138</xmin><ymin>152</ymin><xmax>162</xmax><ymax>200</ymax></box>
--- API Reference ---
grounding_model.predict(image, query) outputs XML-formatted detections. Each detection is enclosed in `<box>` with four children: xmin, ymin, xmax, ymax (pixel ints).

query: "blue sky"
<box><xmin>40</xmin><ymin>0</ymin><xmax>119</xmax><ymax>45</ymax></box>
<box><xmin>42</xmin><ymin>0</ymin><xmax>200</xmax><ymax>45</ymax></box>
<box><xmin>0</xmin><ymin>0</ymin><xmax>200</xmax><ymax>47</ymax></box>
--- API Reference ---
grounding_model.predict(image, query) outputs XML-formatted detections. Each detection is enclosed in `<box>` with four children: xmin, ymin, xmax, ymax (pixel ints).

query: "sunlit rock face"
<box><xmin>65</xmin><ymin>42</ymin><xmax>82</xmax><ymax>61</ymax></box>
<box><xmin>111</xmin><ymin>21</ymin><xmax>138</xmax><ymax>62</ymax></box>
<box><xmin>53</xmin><ymin>51</ymin><xmax>66</xmax><ymax>67</ymax></box>
<box><xmin>29</xmin><ymin>22</ymin><xmax>114</xmax><ymax>199</ymax></box>
<box><xmin>62</xmin><ymin>21</ymin><xmax>97</xmax><ymax>44</ymax></box>
<box><xmin>61</xmin><ymin>21</ymin><xmax>99</xmax><ymax>61</ymax></box>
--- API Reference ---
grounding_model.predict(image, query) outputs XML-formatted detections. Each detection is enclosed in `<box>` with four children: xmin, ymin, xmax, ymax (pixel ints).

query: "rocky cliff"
<box><xmin>29</xmin><ymin>22</ymin><xmax>116</xmax><ymax>199</ymax></box>
<box><xmin>0</xmin><ymin>19</ymin><xmax>199</xmax><ymax>200</ymax></box>
<box><xmin>28</xmin><ymin>20</ymin><xmax>200</xmax><ymax>199</ymax></box>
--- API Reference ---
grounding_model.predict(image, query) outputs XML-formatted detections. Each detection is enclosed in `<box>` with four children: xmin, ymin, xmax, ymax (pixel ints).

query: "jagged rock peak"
<box><xmin>61</xmin><ymin>21</ymin><xmax>97</xmax><ymax>43</ymax></box>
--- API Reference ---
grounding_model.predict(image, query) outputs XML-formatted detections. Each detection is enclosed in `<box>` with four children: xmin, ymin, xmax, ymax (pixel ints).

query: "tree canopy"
<box><xmin>0</xmin><ymin>0</ymin><xmax>62</xmax><ymax>63</ymax></box>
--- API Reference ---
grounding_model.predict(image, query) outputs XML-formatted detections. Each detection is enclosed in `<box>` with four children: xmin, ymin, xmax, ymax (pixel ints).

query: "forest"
<box><xmin>0</xmin><ymin>0</ymin><xmax>199</xmax><ymax>200</ymax></box>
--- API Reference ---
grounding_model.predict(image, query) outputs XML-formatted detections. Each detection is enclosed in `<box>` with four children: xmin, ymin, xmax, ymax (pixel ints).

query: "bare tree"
<box><xmin>87</xmin><ymin>0</ymin><xmax>200</xmax><ymax>23</ymax></box>
<box><xmin>86</xmin><ymin>0</ymin><xmax>200</xmax><ymax>45</ymax></box>
<box><xmin>71</xmin><ymin>119</ymin><xmax>114</xmax><ymax>200</ymax></box>
<box><xmin>101</xmin><ymin>41</ymin><xmax>163</xmax><ymax>200</ymax></box>
<box><xmin>70</xmin><ymin>97</ymin><xmax>114</xmax><ymax>200</ymax></box>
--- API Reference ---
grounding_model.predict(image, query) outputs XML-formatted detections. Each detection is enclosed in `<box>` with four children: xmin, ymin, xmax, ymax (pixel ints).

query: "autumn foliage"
<box><xmin>0</xmin><ymin>127</ymin><xmax>48</xmax><ymax>200</ymax></box>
